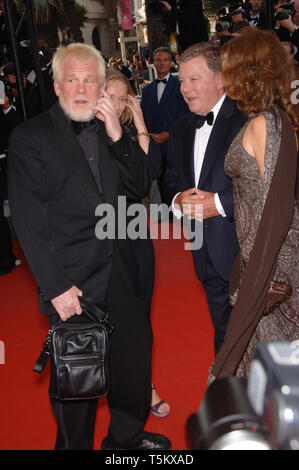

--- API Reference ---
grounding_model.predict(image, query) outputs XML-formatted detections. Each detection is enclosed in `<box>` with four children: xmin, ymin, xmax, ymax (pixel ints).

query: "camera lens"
<box><xmin>276</xmin><ymin>10</ymin><xmax>289</xmax><ymax>21</ymax></box>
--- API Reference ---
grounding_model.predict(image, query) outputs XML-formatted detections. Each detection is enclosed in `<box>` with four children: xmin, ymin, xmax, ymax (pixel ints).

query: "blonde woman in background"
<box><xmin>105</xmin><ymin>69</ymin><xmax>170</xmax><ymax>418</ymax></box>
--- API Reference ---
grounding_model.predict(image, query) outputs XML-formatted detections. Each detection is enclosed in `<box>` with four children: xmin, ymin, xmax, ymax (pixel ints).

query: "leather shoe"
<box><xmin>101</xmin><ymin>432</ymin><xmax>171</xmax><ymax>450</ymax></box>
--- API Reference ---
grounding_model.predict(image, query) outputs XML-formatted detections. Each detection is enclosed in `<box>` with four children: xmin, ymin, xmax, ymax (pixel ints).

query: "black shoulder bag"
<box><xmin>33</xmin><ymin>297</ymin><xmax>114</xmax><ymax>401</ymax></box>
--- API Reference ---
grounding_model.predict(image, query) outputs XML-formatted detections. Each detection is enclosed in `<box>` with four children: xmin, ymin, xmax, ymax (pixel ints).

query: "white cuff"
<box><xmin>171</xmin><ymin>192</ymin><xmax>184</xmax><ymax>219</ymax></box>
<box><xmin>172</xmin><ymin>192</ymin><xmax>227</xmax><ymax>218</ymax></box>
<box><xmin>214</xmin><ymin>193</ymin><xmax>226</xmax><ymax>217</ymax></box>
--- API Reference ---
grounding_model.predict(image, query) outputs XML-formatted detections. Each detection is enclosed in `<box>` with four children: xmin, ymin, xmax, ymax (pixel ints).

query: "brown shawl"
<box><xmin>210</xmin><ymin>108</ymin><xmax>299</xmax><ymax>379</ymax></box>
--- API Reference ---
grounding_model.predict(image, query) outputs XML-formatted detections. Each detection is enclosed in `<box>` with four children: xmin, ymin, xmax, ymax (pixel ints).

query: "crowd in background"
<box><xmin>1</xmin><ymin>0</ymin><xmax>298</xmax><ymax>115</ymax></box>
<box><xmin>105</xmin><ymin>53</ymin><xmax>179</xmax><ymax>96</ymax></box>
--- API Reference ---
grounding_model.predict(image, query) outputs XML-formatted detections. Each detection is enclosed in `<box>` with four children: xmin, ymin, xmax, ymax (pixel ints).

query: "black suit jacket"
<box><xmin>8</xmin><ymin>101</ymin><xmax>151</xmax><ymax>316</ymax></box>
<box><xmin>250</xmin><ymin>10</ymin><xmax>267</xmax><ymax>29</ymax></box>
<box><xmin>164</xmin><ymin>96</ymin><xmax>246</xmax><ymax>281</ymax></box>
<box><xmin>169</xmin><ymin>0</ymin><xmax>208</xmax><ymax>51</ymax></box>
<box><xmin>0</xmin><ymin>107</ymin><xmax>22</xmax><ymax>152</ymax></box>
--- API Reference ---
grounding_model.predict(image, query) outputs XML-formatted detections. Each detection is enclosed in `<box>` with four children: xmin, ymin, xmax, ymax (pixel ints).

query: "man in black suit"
<box><xmin>141</xmin><ymin>47</ymin><xmax>189</xmax><ymax>154</ymax></box>
<box><xmin>0</xmin><ymin>139</ymin><xmax>16</xmax><ymax>276</ymax></box>
<box><xmin>164</xmin><ymin>43</ymin><xmax>246</xmax><ymax>355</ymax></box>
<box><xmin>248</xmin><ymin>0</ymin><xmax>267</xmax><ymax>28</ymax></box>
<box><xmin>141</xmin><ymin>46</ymin><xmax>189</xmax><ymax>202</ymax></box>
<box><xmin>8</xmin><ymin>43</ymin><xmax>171</xmax><ymax>451</ymax></box>
<box><xmin>0</xmin><ymin>64</ymin><xmax>23</xmax><ymax>276</ymax></box>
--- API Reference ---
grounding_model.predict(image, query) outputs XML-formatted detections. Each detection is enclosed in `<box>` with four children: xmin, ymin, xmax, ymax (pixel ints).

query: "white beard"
<box><xmin>59</xmin><ymin>96</ymin><xmax>96</xmax><ymax>122</ymax></box>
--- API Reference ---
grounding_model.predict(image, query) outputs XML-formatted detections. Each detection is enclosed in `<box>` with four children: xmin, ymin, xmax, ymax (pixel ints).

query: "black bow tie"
<box><xmin>194</xmin><ymin>111</ymin><xmax>214</xmax><ymax>129</ymax></box>
<box><xmin>155</xmin><ymin>78</ymin><xmax>167</xmax><ymax>84</ymax></box>
<box><xmin>71</xmin><ymin>118</ymin><xmax>99</xmax><ymax>135</ymax></box>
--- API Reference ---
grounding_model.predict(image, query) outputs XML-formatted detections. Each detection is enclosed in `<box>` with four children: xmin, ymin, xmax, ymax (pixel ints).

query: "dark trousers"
<box><xmin>130</xmin><ymin>235</ymin><xmax>155</xmax><ymax>319</ymax></box>
<box><xmin>0</xmin><ymin>210</ymin><xmax>15</xmax><ymax>268</ymax></box>
<box><xmin>158</xmin><ymin>154</ymin><xmax>168</xmax><ymax>205</ymax></box>
<box><xmin>202</xmin><ymin>255</ymin><xmax>232</xmax><ymax>356</ymax></box>
<box><xmin>49</xmin><ymin>252</ymin><xmax>153</xmax><ymax>450</ymax></box>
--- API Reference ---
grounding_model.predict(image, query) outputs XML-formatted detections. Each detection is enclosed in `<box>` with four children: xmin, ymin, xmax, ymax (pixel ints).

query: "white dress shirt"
<box><xmin>172</xmin><ymin>94</ymin><xmax>227</xmax><ymax>218</ymax></box>
<box><xmin>249</xmin><ymin>12</ymin><xmax>260</xmax><ymax>27</ymax></box>
<box><xmin>157</xmin><ymin>73</ymin><xmax>170</xmax><ymax>103</ymax></box>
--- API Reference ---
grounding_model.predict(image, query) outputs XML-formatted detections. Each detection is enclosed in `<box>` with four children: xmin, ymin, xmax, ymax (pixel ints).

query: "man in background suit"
<box><xmin>0</xmin><ymin>64</ymin><xmax>25</xmax><ymax>276</ymax></box>
<box><xmin>140</xmin><ymin>46</ymin><xmax>189</xmax><ymax>201</ymax></box>
<box><xmin>164</xmin><ymin>43</ymin><xmax>246</xmax><ymax>354</ymax></box>
<box><xmin>8</xmin><ymin>43</ymin><xmax>171</xmax><ymax>451</ymax></box>
<box><xmin>0</xmin><ymin>137</ymin><xmax>16</xmax><ymax>275</ymax></box>
<box><xmin>248</xmin><ymin>0</ymin><xmax>267</xmax><ymax>28</ymax></box>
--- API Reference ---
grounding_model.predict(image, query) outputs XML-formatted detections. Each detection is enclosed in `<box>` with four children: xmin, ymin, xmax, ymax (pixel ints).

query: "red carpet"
<box><xmin>0</xmin><ymin>222</ymin><xmax>214</xmax><ymax>450</ymax></box>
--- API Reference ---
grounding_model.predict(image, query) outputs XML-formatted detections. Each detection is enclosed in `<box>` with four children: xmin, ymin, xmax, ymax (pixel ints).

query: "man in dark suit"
<box><xmin>0</xmin><ymin>139</ymin><xmax>16</xmax><ymax>276</ymax></box>
<box><xmin>8</xmin><ymin>43</ymin><xmax>171</xmax><ymax>451</ymax></box>
<box><xmin>248</xmin><ymin>0</ymin><xmax>267</xmax><ymax>28</ymax></box>
<box><xmin>164</xmin><ymin>43</ymin><xmax>246</xmax><ymax>355</ymax></box>
<box><xmin>140</xmin><ymin>46</ymin><xmax>189</xmax><ymax>201</ymax></box>
<box><xmin>0</xmin><ymin>64</ymin><xmax>24</xmax><ymax>276</ymax></box>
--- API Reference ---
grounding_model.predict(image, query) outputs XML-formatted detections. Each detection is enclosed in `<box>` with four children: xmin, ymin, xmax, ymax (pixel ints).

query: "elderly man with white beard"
<box><xmin>7</xmin><ymin>43</ymin><xmax>171</xmax><ymax>451</ymax></box>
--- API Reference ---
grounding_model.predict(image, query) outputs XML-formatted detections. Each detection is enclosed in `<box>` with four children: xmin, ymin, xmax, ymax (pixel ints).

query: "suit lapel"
<box><xmin>183</xmin><ymin>115</ymin><xmax>197</xmax><ymax>187</ymax></box>
<box><xmin>158</xmin><ymin>75</ymin><xmax>174</xmax><ymax>107</ymax></box>
<box><xmin>50</xmin><ymin>102</ymin><xmax>103</xmax><ymax>209</ymax></box>
<box><xmin>151</xmin><ymin>81</ymin><xmax>159</xmax><ymax>107</ymax></box>
<box><xmin>198</xmin><ymin>96</ymin><xmax>234</xmax><ymax>188</ymax></box>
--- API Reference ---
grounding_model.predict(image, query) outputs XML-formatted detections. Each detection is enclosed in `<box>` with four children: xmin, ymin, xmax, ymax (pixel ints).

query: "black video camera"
<box><xmin>274</xmin><ymin>1</ymin><xmax>296</xmax><ymax>21</ymax></box>
<box><xmin>216</xmin><ymin>2</ymin><xmax>252</xmax><ymax>32</ymax></box>
<box><xmin>216</xmin><ymin>6</ymin><xmax>233</xmax><ymax>33</ymax></box>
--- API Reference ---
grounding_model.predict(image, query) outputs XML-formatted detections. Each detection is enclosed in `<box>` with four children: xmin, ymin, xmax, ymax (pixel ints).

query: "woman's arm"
<box><xmin>126</xmin><ymin>95</ymin><xmax>150</xmax><ymax>154</ymax></box>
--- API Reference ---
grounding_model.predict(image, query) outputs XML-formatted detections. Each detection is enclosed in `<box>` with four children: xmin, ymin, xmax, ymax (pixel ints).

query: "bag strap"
<box><xmin>51</xmin><ymin>297</ymin><xmax>114</xmax><ymax>333</ymax></box>
<box><xmin>79</xmin><ymin>297</ymin><xmax>114</xmax><ymax>335</ymax></box>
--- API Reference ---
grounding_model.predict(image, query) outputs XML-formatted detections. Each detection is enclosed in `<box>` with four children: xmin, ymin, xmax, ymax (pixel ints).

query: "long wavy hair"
<box><xmin>221</xmin><ymin>28</ymin><xmax>299</xmax><ymax>130</ymax></box>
